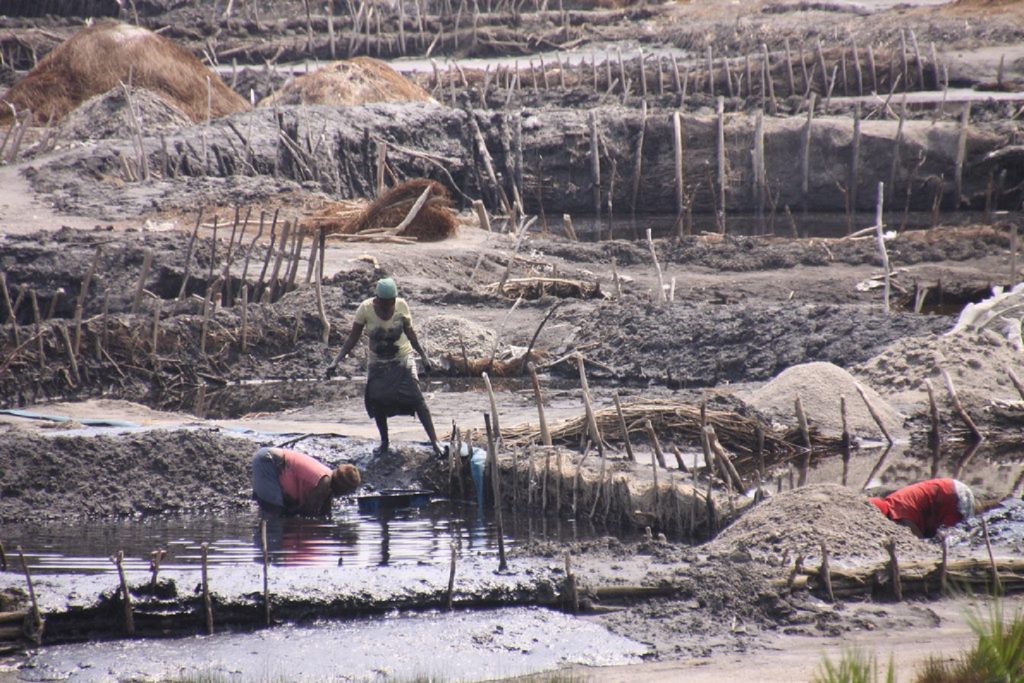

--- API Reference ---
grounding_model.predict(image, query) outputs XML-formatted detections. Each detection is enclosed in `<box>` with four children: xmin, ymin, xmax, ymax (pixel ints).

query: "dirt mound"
<box><xmin>335</xmin><ymin>179</ymin><xmax>457</xmax><ymax>241</ymax></box>
<box><xmin>56</xmin><ymin>84</ymin><xmax>192</xmax><ymax>141</ymax></box>
<box><xmin>0</xmin><ymin>428</ymin><xmax>259</xmax><ymax>523</ymax></box>
<box><xmin>0</xmin><ymin>20</ymin><xmax>249</xmax><ymax>124</ymax></box>
<box><xmin>744</xmin><ymin>362</ymin><xmax>904</xmax><ymax>440</ymax></box>
<box><xmin>558</xmin><ymin>300</ymin><xmax>950</xmax><ymax>386</ymax></box>
<box><xmin>706</xmin><ymin>484</ymin><xmax>932</xmax><ymax>566</ymax></box>
<box><xmin>260</xmin><ymin>57</ymin><xmax>434</xmax><ymax>107</ymax></box>
<box><xmin>419</xmin><ymin>314</ymin><xmax>497</xmax><ymax>359</ymax></box>
<box><xmin>854</xmin><ymin>329</ymin><xmax>1023</xmax><ymax>416</ymax></box>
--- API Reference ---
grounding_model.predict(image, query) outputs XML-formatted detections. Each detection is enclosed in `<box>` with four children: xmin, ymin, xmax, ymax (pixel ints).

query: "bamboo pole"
<box><xmin>482</xmin><ymin>371</ymin><xmax>502</xmax><ymax>442</ymax></box>
<box><xmin>981</xmin><ymin>518</ymin><xmax>1002</xmax><ymax>594</ymax></box>
<box><xmin>112</xmin><ymin>550</ymin><xmax>135</xmax><ymax>636</ymax></box>
<box><xmin>647</xmin><ymin>423</ymin><xmax>660</xmax><ymax>509</ymax></box>
<box><xmin>589</xmin><ymin>111</ymin><xmax>601</xmax><ymax>237</ymax></box>
<box><xmin>484</xmin><ymin>413</ymin><xmax>508</xmax><ymax>571</ymax></box>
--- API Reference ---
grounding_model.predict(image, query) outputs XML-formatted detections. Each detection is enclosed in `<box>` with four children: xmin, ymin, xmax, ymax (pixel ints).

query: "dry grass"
<box><xmin>0</xmin><ymin>20</ymin><xmax>249</xmax><ymax>125</ymax></box>
<box><xmin>332</xmin><ymin>179</ymin><xmax>457</xmax><ymax>242</ymax></box>
<box><xmin>260</xmin><ymin>57</ymin><xmax>434</xmax><ymax>107</ymax></box>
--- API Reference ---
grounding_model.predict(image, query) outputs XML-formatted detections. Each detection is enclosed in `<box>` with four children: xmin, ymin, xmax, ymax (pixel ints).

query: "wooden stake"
<box><xmin>112</xmin><ymin>550</ymin><xmax>135</xmax><ymax>636</ymax></box>
<box><xmin>795</xmin><ymin>395</ymin><xmax>811</xmax><ymax>486</ymax></box>
<box><xmin>840</xmin><ymin>395</ymin><xmax>851</xmax><ymax>486</ymax></box>
<box><xmin>672</xmin><ymin>110</ymin><xmax>684</xmax><ymax>235</ymax></box>
<box><xmin>17</xmin><ymin>547</ymin><xmax>43</xmax><ymax>644</ymax></box>
<box><xmin>446</xmin><ymin>540</ymin><xmax>457</xmax><ymax>610</ymax></box>
<box><xmin>527</xmin><ymin>362</ymin><xmax>551</xmax><ymax>446</ymax></box>
<box><xmin>482</xmin><ymin>371</ymin><xmax>502</xmax><ymax>442</ymax></box>
<box><xmin>150</xmin><ymin>299</ymin><xmax>161</xmax><ymax>358</ymax></box>
<box><xmin>0</xmin><ymin>272</ymin><xmax>18</xmax><ymax>343</ymax></box>
<box><xmin>239</xmin><ymin>284</ymin><xmax>249</xmax><ymax>352</ymax></box>
<box><xmin>564</xmin><ymin>552</ymin><xmax>579</xmax><ymax>614</ymax></box>
<box><xmin>885</xmin><ymin>538</ymin><xmax>902</xmax><ymax>601</ymax></box>
<box><xmin>149</xmin><ymin>548</ymin><xmax>165</xmax><ymax>594</ymax></box>
<box><xmin>647</xmin><ymin>421</ymin><xmax>660</xmax><ymax>509</ymax></box>
<box><xmin>940</xmin><ymin>368</ymin><xmax>983</xmax><ymax>441</ymax></box>
<box><xmin>177</xmin><ymin>209</ymin><xmax>204</xmax><ymax>300</ymax></box>
<box><xmin>59</xmin><ymin>324</ymin><xmax>79</xmax><ymax>386</ymax></box>
<box><xmin>854</xmin><ymin>381</ymin><xmax>894</xmax><ymax>445</ymax></box>
<box><xmin>645</xmin><ymin>229</ymin><xmax>666</xmax><ymax>304</ymax></box>
<box><xmin>201</xmin><ymin>542</ymin><xmax>213</xmax><ymax>635</ymax></box>
<box><xmin>954</xmin><ymin>103</ymin><xmax>971</xmax><ymax>210</ymax></box>
<box><xmin>981</xmin><ymin>517</ymin><xmax>1002</xmax><ymax>594</ymax></box>
<box><xmin>30</xmin><ymin>291</ymin><xmax>44</xmax><ymax>370</ymax></box>
<box><xmin>127</xmin><ymin>247</ymin><xmax>153</xmax><ymax>318</ymax></box>
<box><xmin>612</xmin><ymin>390</ymin><xmax>635</xmax><ymax>461</ymax></box>
<box><xmin>644</xmin><ymin>418</ymin><xmax>667</xmax><ymax>469</ymax></box>
<box><xmin>314</xmin><ymin>256</ymin><xmax>330</xmax><ymax>344</ymax></box>
<box><xmin>706</xmin><ymin>425</ymin><xmax>743</xmax><ymax>493</ymax></box>
<box><xmin>73</xmin><ymin>247</ymin><xmax>101</xmax><ymax>355</ymax></box>
<box><xmin>484</xmin><ymin>413</ymin><xmax>508</xmax><ymax>571</ymax></box>
<box><xmin>1007</xmin><ymin>369</ymin><xmax>1024</xmax><ymax>402</ymax></box>
<box><xmin>716</xmin><ymin>96</ymin><xmax>726</xmax><ymax>234</ymax></box>
<box><xmin>801</xmin><ymin>93</ymin><xmax>816</xmax><ymax>219</ymax></box>
<box><xmin>939</xmin><ymin>535</ymin><xmax>948</xmax><ymax>594</ymax></box>
<box><xmin>200</xmin><ymin>278</ymin><xmax>220</xmax><ymax>356</ymax></box>
<box><xmin>819</xmin><ymin>540</ymin><xmax>835</xmax><ymax>603</ymax></box>
<box><xmin>260</xmin><ymin>519</ymin><xmax>270</xmax><ymax>625</ymax></box>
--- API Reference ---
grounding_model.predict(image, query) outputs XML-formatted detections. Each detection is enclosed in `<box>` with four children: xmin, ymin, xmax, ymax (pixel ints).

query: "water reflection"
<box><xmin>6</xmin><ymin>498</ymin><xmax>629</xmax><ymax>576</ymax></box>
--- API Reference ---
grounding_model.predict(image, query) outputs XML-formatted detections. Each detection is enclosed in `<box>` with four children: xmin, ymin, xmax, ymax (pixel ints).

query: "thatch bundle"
<box><xmin>260</xmin><ymin>57</ymin><xmax>434</xmax><ymax>107</ymax></box>
<box><xmin>330</xmin><ymin>178</ymin><xmax>457</xmax><ymax>241</ymax></box>
<box><xmin>487</xmin><ymin>398</ymin><xmax>800</xmax><ymax>473</ymax></box>
<box><xmin>0</xmin><ymin>21</ymin><xmax>249</xmax><ymax>124</ymax></box>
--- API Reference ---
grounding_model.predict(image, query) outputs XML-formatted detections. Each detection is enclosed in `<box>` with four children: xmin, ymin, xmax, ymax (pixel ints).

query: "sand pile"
<box><xmin>744</xmin><ymin>361</ymin><xmax>904</xmax><ymax>440</ymax></box>
<box><xmin>57</xmin><ymin>84</ymin><xmax>192</xmax><ymax>141</ymax></box>
<box><xmin>260</xmin><ymin>57</ymin><xmax>434</xmax><ymax>107</ymax></box>
<box><xmin>706</xmin><ymin>484</ymin><xmax>932</xmax><ymax>567</ymax></box>
<box><xmin>420</xmin><ymin>314</ymin><xmax>498</xmax><ymax>359</ymax></box>
<box><xmin>854</xmin><ymin>330</ymin><xmax>1023</xmax><ymax>415</ymax></box>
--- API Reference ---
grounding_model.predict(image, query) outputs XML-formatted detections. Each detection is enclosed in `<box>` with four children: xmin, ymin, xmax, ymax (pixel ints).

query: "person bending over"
<box><xmin>869</xmin><ymin>477</ymin><xmax>975</xmax><ymax>538</ymax></box>
<box><xmin>325</xmin><ymin>277</ymin><xmax>444</xmax><ymax>458</ymax></box>
<box><xmin>251</xmin><ymin>446</ymin><xmax>361</xmax><ymax>516</ymax></box>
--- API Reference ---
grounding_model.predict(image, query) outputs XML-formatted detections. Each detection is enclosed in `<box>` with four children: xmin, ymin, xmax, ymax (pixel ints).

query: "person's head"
<box><xmin>374</xmin><ymin>277</ymin><xmax>398</xmax><ymax>301</ymax></box>
<box><xmin>953</xmin><ymin>480</ymin><xmax>975</xmax><ymax>520</ymax></box>
<box><xmin>330</xmin><ymin>464</ymin><xmax>361</xmax><ymax>496</ymax></box>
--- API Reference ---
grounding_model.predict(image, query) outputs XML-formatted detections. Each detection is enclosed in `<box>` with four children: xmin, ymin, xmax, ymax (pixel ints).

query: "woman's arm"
<box><xmin>403</xmin><ymin>319</ymin><xmax>432</xmax><ymax>371</ymax></box>
<box><xmin>327</xmin><ymin>322</ymin><xmax>365</xmax><ymax>371</ymax></box>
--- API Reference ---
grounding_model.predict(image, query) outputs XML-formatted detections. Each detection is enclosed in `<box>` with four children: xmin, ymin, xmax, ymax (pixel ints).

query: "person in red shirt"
<box><xmin>868</xmin><ymin>478</ymin><xmax>975</xmax><ymax>538</ymax></box>
<box><xmin>251</xmin><ymin>446</ymin><xmax>361</xmax><ymax>516</ymax></box>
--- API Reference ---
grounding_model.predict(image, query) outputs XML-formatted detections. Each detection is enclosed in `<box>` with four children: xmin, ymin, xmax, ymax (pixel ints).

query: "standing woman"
<box><xmin>326</xmin><ymin>277</ymin><xmax>444</xmax><ymax>457</ymax></box>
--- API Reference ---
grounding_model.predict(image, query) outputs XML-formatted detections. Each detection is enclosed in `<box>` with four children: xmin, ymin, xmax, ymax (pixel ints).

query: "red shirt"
<box><xmin>278</xmin><ymin>449</ymin><xmax>331</xmax><ymax>511</ymax></box>
<box><xmin>869</xmin><ymin>478</ymin><xmax>963</xmax><ymax>538</ymax></box>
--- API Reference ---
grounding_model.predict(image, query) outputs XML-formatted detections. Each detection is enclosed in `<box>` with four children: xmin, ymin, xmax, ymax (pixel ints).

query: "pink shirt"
<box><xmin>278</xmin><ymin>449</ymin><xmax>331</xmax><ymax>510</ymax></box>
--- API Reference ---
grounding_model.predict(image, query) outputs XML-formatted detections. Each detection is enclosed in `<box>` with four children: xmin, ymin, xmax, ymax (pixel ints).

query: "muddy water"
<box><xmin>17</xmin><ymin>607</ymin><xmax>648</xmax><ymax>682</ymax></box>
<box><xmin>4</xmin><ymin>500</ymin><xmax>622</xmax><ymax>575</ymax></box>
